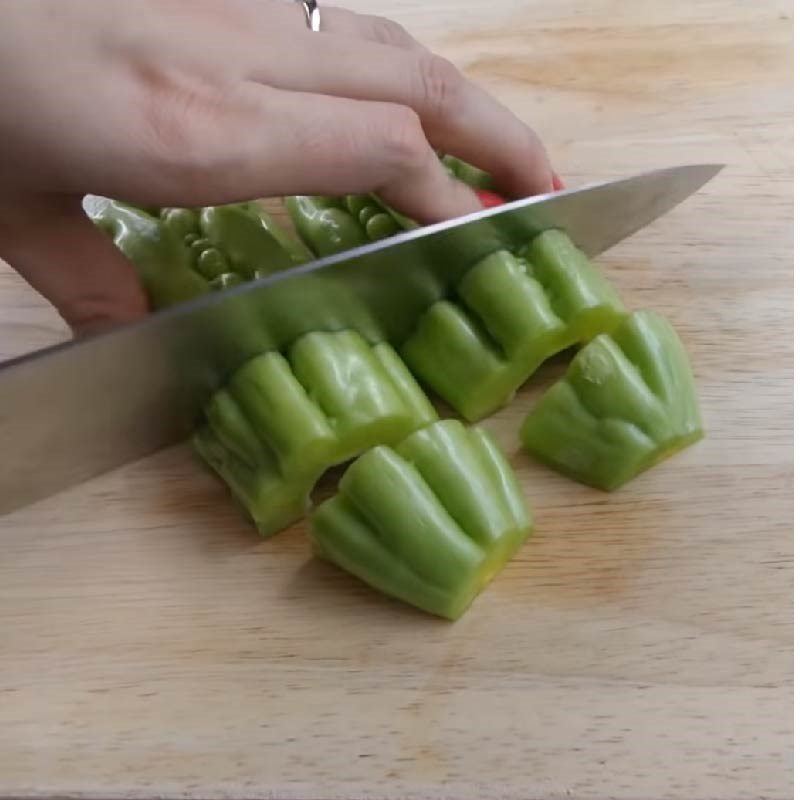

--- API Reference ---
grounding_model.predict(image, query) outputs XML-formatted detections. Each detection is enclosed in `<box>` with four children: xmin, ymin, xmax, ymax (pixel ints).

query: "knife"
<box><xmin>0</xmin><ymin>163</ymin><xmax>722</xmax><ymax>515</ymax></box>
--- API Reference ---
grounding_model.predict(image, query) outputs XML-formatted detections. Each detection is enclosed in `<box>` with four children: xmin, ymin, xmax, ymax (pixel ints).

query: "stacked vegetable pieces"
<box><xmin>402</xmin><ymin>232</ymin><xmax>626</xmax><ymax>421</ymax></box>
<box><xmin>194</xmin><ymin>332</ymin><xmax>438</xmax><ymax>537</ymax></box>
<box><xmin>83</xmin><ymin>155</ymin><xmax>703</xmax><ymax>620</ymax></box>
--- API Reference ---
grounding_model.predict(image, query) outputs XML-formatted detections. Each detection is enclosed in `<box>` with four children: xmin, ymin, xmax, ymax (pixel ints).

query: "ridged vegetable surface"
<box><xmin>310</xmin><ymin>419</ymin><xmax>533</xmax><ymax>620</ymax></box>
<box><xmin>83</xmin><ymin>197</ymin><xmax>310</xmax><ymax>309</ymax></box>
<box><xmin>194</xmin><ymin>330</ymin><xmax>437</xmax><ymax>536</ymax></box>
<box><xmin>402</xmin><ymin>230</ymin><xmax>626</xmax><ymax>421</ymax></box>
<box><xmin>520</xmin><ymin>310</ymin><xmax>703</xmax><ymax>490</ymax></box>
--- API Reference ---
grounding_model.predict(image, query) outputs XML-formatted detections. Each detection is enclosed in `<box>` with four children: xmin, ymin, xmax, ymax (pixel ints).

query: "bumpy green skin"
<box><xmin>84</xmin><ymin>196</ymin><xmax>308</xmax><ymax>309</ymax></box>
<box><xmin>310</xmin><ymin>419</ymin><xmax>533</xmax><ymax>620</ymax></box>
<box><xmin>520</xmin><ymin>310</ymin><xmax>703</xmax><ymax>491</ymax></box>
<box><xmin>192</xmin><ymin>203</ymin><xmax>311</xmax><ymax>277</ymax></box>
<box><xmin>194</xmin><ymin>331</ymin><xmax>437</xmax><ymax>537</ymax></box>
<box><xmin>285</xmin><ymin>195</ymin><xmax>404</xmax><ymax>257</ymax></box>
<box><xmin>402</xmin><ymin>230</ymin><xmax>626</xmax><ymax>421</ymax></box>
<box><xmin>285</xmin><ymin>155</ymin><xmax>493</xmax><ymax>246</ymax></box>
<box><xmin>83</xmin><ymin>196</ymin><xmax>210</xmax><ymax>308</ymax></box>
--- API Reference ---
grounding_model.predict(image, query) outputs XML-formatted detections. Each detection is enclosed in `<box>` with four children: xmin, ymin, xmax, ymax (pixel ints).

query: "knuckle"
<box><xmin>134</xmin><ymin>69</ymin><xmax>225</xmax><ymax>191</ymax></box>
<box><xmin>365</xmin><ymin>15</ymin><xmax>414</xmax><ymax>48</ymax></box>
<box><xmin>377</xmin><ymin>106</ymin><xmax>429</xmax><ymax>173</ymax></box>
<box><xmin>142</xmin><ymin>112</ymin><xmax>207</xmax><ymax>188</ymax></box>
<box><xmin>417</xmin><ymin>54</ymin><xmax>465</xmax><ymax>122</ymax></box>
<box><xmin>63</xmin><ymin>291</ymin><xmax>149</xmax><ymax>334</ymax></box>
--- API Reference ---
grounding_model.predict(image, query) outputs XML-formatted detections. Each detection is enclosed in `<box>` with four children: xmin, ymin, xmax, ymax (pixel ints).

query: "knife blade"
<box><xmin>0</xmin><ymin>163</ymin><xmax>722</xmax><ymax>515</ymax></box>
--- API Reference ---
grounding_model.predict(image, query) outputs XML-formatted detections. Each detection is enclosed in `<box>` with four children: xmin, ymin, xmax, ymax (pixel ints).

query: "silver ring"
<box><xmin>296</xmin><ymin>0</ymin><xmax>321</xmax><ymax>31</ymax></box>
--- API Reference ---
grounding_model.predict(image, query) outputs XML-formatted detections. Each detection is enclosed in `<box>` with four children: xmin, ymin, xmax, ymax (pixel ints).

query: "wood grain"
<box><xmin>0</xmin><ymin>1</ymin><xmax>792</xmax><ymax>798</ymax></box>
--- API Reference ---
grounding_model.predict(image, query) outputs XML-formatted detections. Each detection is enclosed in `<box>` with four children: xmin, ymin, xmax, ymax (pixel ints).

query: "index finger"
<box><xmin>244</xmin><ymin>4</ymin><xmax>555</xmax><ymax>197</ymax></box>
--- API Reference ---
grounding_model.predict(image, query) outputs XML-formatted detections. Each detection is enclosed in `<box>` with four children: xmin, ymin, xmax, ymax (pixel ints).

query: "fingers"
<box><xmin>241</xmin><ymin>14</ymin><xmax>553</xmax><ymax>197</ymax></box>
<box><xmin>0</xmin><ymin>195</ymin><xmax>148</xmax><ymax>335</ymax></box>
<box><xmin>153</xmin><ymin>84</ymin><xmax>480</xmax><ymax>222</ymax></box>
<box><xmin>245</xmin><ymin>2</ymin><xmax>427</xmax><ymax>51</ymax></box>
<box><xmin>316</xmin><ymin>8</ymin><xmax>429</xmax><ymax>53</ymax></box>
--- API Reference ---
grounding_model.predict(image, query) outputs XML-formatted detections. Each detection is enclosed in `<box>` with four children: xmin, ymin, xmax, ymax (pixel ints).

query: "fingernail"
<box><xmin>474</xmin><ymin>189</ymin><xmax>506</xmax><ymax>208</ymax></box>
<box><xmin>552</xmin><ymin>172</ymin><xmax>565</xmax><ymax>191</ymax></box>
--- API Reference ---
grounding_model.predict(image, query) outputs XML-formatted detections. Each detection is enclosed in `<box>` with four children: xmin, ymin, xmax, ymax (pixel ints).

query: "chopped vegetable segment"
<box><xmin>82</xmin><ymin>197</ymin><xmax>209</xmax><ymax>308</ymax></box>
<box><xmin>310</xmin><ymin>419</ymin><xmax>533</xmax><ymax>619</ymax></box>
<box><xmin>402</xmin><ymin>231</ymin><xmax>626</xmax><ymax>421</ymax></box>
<box><xmin>194</xmin><ymin>331</ymin><xmax>438</xmax><ymax>537</ymax></box>
<box><xmin>521</xmin><ymin>230</ymin><xmax>623</xmax><ymax>342</ymax></box>
<box><xmin>229</xmin><ymin>349</ymin><xmax>339</xmax><ymax>480</ymax></box>
<box><xmin>520</xmin><ymin>310</ymin><xmax>703</xmax><ymax>490</ymax></box>
<box><xmin>85</xmin><ymin>156</ymin><xmax>704</xmax><ymax>624</ymax></box>
<box><xmin>289</xmin><ymin>330</ymin><xmax>432</xmax><ymax>458</ymax></box>
<box><xmin>84</xmin><ymin>197</ymin><xmax>308</xmax><ymax>309</ymax></box>
<box><xmin>193</xmin><ymin>391</ymin><xmax>309</xmax><ymax>536</ymax></box>
<box><xmin>285</xmin><ymin>153</ymin><xmax>501</xmax><ymax>254</ymax></box>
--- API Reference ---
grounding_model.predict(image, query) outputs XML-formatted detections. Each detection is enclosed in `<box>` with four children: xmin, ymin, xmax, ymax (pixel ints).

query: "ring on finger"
<box><xmin>295</xmin><ymin>0</ymin><xmax>321</xmax><ymax>32</ymax></box>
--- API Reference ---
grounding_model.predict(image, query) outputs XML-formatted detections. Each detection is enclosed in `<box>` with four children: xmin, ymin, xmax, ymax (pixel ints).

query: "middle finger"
<box><xmin>244</xmin><ymin>30</ymin><xmax>554</xmax><ymax>196</ymax></box>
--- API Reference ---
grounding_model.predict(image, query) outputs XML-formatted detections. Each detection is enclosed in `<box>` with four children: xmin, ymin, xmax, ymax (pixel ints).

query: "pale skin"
<box><xmin>0</xmin><ymin>0</ymin><xmax>556</xmax><ymax>335</ymax></box>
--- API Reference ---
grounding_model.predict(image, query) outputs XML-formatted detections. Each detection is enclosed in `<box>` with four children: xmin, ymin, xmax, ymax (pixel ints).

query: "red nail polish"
<box><xmin>553</xmin><ymin>172</ymin><xmax>565</xmax><ymax>191</ymax></box>
<box><xmin>475</xmin><ymin>189</ymin><xmax>506</xmax><ymax>208</ymax></box>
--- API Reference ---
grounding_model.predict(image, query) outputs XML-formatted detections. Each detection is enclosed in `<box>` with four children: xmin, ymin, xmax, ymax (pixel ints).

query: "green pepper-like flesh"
<box><xmin>310</xmin><ymin>419</ymin><xmax>533</xmax><ymax>619</ymax></box>
<box><xmin>402</xmin><ymin>231</ymin><xmax>626</xmax><ymax>421</ymax></box>
<box><xmin>82</xmin><ymin>197</ymin><xmax>210</xmax><ymax>308</ymax></box>
<box><xmin>519</xmin><ymin>310</ymin><xmax>703</xmax><ymax>490</ymax></box>
<box><xmin>193</xmin><ymin>391</ymin><xmax>309</xmax><ymax>536</ymax></box>
<box><xmin>195</xmin><ymin>330</ymin><xmax>438</xmax><ymax>537</ymax></box>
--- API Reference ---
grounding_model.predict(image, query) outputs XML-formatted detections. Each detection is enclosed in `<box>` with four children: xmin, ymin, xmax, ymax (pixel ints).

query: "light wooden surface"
<box><xmin>0</xmin><ymin>1</ymin><xmax>792</xmax><ymax>798</ymax></box>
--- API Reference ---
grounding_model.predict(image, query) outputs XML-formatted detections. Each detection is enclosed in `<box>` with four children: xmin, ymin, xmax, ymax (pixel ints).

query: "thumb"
<box><xmin>0</xmin><ymin>194</ymin><xmax>148</xmax><ymax>336</ymax></box>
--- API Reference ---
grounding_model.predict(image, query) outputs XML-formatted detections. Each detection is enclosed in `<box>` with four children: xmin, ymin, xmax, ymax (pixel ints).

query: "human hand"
<box><xmin>0</xmin><ymin>0</ymin><xmax>556</xmax><ymax>334</ymax></box>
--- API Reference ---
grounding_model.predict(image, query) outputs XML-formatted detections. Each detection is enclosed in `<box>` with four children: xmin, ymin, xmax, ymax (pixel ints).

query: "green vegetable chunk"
<box><xmin>194</xmin><ymin>331</ymin><xmax>439</xmax><ymax>537</ymax></box>
<box><xmin>230</xmin><ymin>350</ymin><xmax>339</xmax><ymax>479</ymax></box>
<box><xmin>289</xmin><ymin>331</ymin><xmax>431</xmax><ymax>459</ymax></box>
<box><xmin>84</xmin><ymin>196</ymin><xmax>307</xmax><ymax>310</ymax></box>
<box><xmin>310</xmin><ymin>419</ymin><xmax>533</xmax><ymax>620</ymax></box>
<box><xmin>82</xmin><ymin>197</ymin><xmax>209</xmax><ymax>309</ymax></box>
<box><xmin>197</xmin><ymin>203</ymin><xmax>311</xmax><ymax>278</ymax></box>
<box><xmin>402</xmin><ymin>231</ymin><xmax>626</xmax><ymax>421</ymax></box>
<box><xmin>520</xmin><ymin>310</ymin><xmax>703</xmax><ymax>490</ymax></box>
<box><xmin>193</xmin><ymin>392</ymin><xmax>309</xmax><ymax>536</ymax></box>
<box><xmin>285</xmin><ymin>195</ymin><xmax>403</xmax><ymax>256</ymax></box>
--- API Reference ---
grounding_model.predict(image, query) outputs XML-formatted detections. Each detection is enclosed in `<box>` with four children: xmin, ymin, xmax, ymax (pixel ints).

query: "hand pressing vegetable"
<box><xmin>403</xmin><ymin>230</ymin><xmax>626</xmax><ymax>421</ymax></box>
<box><xmin>310</xmin><ymin>419</ymin><xmax>533</xmax><ymax>619</ymax></box>
<box><xmin>441</xmin><ymin>154</ymin><xmax>497</xmax><ymax>192</ymax></box>
<box><xmin>84</xmin><ymin>197</ymin><xmax>308</xmax><ymax>310</ymax></box>
<box><xmin>520</xmin><ymin>310</ymin><xmax>703</xmax><ymax>490</ymax></box>
<box><xmin>443</xmin><ymin>154</ymin><xmax>563</xmax><ymax>201</ymax></box>
<box><xmin>0</xmin><ymin>0</ymin><xmax>558</xmax><ymax>334</ymax></box>
<box><xmin>285</xmin><ymin>153</ymin><xmax>513</xmax><ymax>258</ymax></box>
<box><xmin>195</xmin><ymin>330</ymin><xmax>437</xmax><ymax>536</ymax></box>
<box><xmin>194</xmin><ymin>389</ymin><xmax>310</xmax><ymax>536</ymax></box>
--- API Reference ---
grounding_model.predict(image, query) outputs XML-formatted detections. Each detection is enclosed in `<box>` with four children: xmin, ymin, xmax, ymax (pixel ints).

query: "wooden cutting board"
<box><xmin>0</xmin><ymin>1</ymin><xmax>792</xmax><ymax>798</ymax></box>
